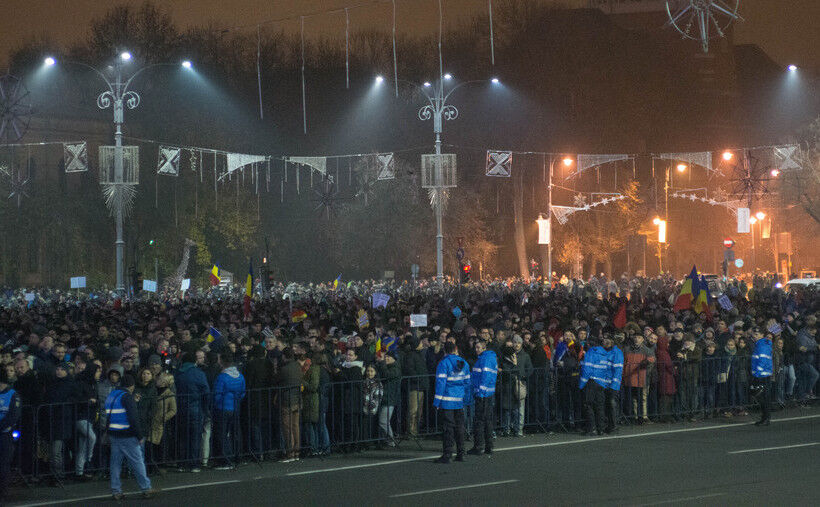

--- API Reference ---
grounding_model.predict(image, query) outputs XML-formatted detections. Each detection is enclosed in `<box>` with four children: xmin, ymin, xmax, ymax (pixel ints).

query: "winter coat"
<box><xmin>700</xmin><ymin>351</ymin><xmax>720</xmax><ymax>386</ymax></box>
<box><xmin>605</xmin><ymin>346</ymin><xmax>624</xmax><ymax>391</ymax></box>
<box><xmin>402</xmin><ymin>349</ymin><xmax>428</xmax><ymax>392</ymax></box>
<box><xmin>301</xmin><ymin>362</ymin><xmax>320</xmax><ymax>423</ymax></box>
<box><xmin>655</xmin><ymin>337</ymin><xmax>676</xmax><ymax>396</ymax></box>
<box><xmin>149</xmin><ymin>375</ymin><xmax>177</xmax><ymax>445</ymax></box>
<box><xmin>433</xmin><ymin>354</ymin><xmax>470</xmax><ymax>410</ymax></box>
<box><xmin>74</xmin><ymin>364</ymin><xmax>99</xmax><ymax>422</ymax></box>
<box><xmin>175</xmin><ymin>362</ymin><xmax>210</xmax><ymax>415</ymax></box>
<box><xmin>134</xmin><ymin>382</ymin><xmax>157</xmax><ymax>433</ymax></box>
<box><xmin>244</xmin><ymin>357</ymin><xmax>276</xmax><ymax>420</ymax></box>
<box><xmin>471</xmin><ymin>350</ymin><xmax>498</xmax><ymax>398</ymax></box>
<box><xmin>42</xmin><ymin>376</ymin><xmax>79</xmax><ymax>440</ymax></box>
<box><xmin>213</xmin><ymin>366</ymin><xmax>246</xmax><ymax>412</ymax></box>
<box><xmin>751</xmin><ymin>338</ymin><xmax>773</xmax><ymax>378</ymax></box>
<box><xmin>13</xmin><ymin>370</ymin><xmax>44</xmax><ymax>406</ymax></box>
<box><xmin>579</xmin><ymin>346</ymin><xmax>609</xmax><ymax>390</ymax></box>
<box><xmin>277</xmin><ymin>359</ymin><xmax>303</xmax><ymax>410</ymax></box>
<box><xmin>623</xmin><ymin>344</ymin><xmax>655</xmax><ymax>388</ymax></box>
<box><xmin>677</xmin><ymin>345</ymin><xmax>702</xmax><ymax>384</ymax></box>
<box><xmin>377</xmin><ymin>360</ymin><xmax>402</xmax><ymax>406</ymax></box>
<box><xmin>336</xmin><ymin>361</ymin><xmax>364</xmax><ymax>414</ymax></box>
<box><xmin>362</xmin><ymin>377</ymin><xmax>383</xmax><ymax>416</ymax></box>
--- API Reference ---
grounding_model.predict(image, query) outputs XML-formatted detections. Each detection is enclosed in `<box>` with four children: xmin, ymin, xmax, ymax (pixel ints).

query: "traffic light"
<box><xmin>129</xmin><ymin>267</ymin><xmax>143</xmax><ymax>294</ymax></box>
<box><xmin>460</xmin><ymin>262</ymin><xmax>472</xmax><ymax>283</ymax></box>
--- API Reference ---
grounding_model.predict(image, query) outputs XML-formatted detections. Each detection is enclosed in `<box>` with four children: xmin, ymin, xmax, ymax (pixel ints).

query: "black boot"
<box><xmin>434</xmin><ymin>455</ymin><xmax>451</xmax><ymax>464</ymax></box>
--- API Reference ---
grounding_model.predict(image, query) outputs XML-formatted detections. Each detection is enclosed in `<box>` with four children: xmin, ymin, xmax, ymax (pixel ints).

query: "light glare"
<box><xmin>423</xmin><ymin>81</ymin><xmax>431</xmax><ymax>87</ymax></box>
<box><xmin>44</xmin><ymin>57</ymin><xmax>55</xmax><ymax>66</ymax></box>
<box><xmin>755</xmin><ymin>211</ymin><xmax>766</xmax><ymax>220</ymax></box>
<box><xmin>770</xmin><ymin>169</ymin><xmax>780</xmax><ymax>177</ymax></box>
<box><xmin>491</xmin><ymin>77</ymin><xmax>500</xmax><ymax>84</ymax></box>
<box><xmin>121</xmin><ymin>51</ymin><xmax>132</xmax><ymax>61</ymax></box>
<box><xmin>375</xmin><ymin>75</ymin><xmax>384</xmax><ymax>85</ymax></box>
<box><xmin>788</xmin><ymin>64</ymin><xmax>797</xmax><ymax>72</ymax></box>
<box><xmin>443</xmin><ymin>73</ymin><xmax>452</xmax><ymax>80</ymax></box>
<box><xmin>182</xmin><ymin>60</ymin><xmax>192</xmax><ymax>68</ymax></box>
<box><xmin>676</xmin><ymin>163</ymin><xmax>687</xmax><ymax>172</ymax></box>
<box><xmin>722</xmin><ymin>151</ymin><xmax>733</xmax><ymax>161</ymax></box>
<box><xmin>562</xmin><ymin>157</ymin><xmax>573</xmax><ymax>167</ymax></box>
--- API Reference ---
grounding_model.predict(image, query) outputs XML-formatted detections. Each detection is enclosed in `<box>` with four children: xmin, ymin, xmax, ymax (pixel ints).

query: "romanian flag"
<box><xmin>332</xmin><ymin>274</ymin><xmax>342</xmax><ymax>290</ymax></box>
<box><xmin>673</xmin><ymin>265</ymin><xmax>698</xmax><ymax>311</ymax></box>
<box><xmin>209</xmin><ymin>265</ymin><xmax>221</xmax><ymax>286</ymax></box>
<box><xmin>693</xmin><ymin>275</ymin><xmax>713</xmax><ymax>320</ymax></box>
<box><xmin>291</xmin><ymin>309</ymin><xmax>308</xmax><ymax>323</ymax></box>
<box><xmin>243</xmin><ymin>262</ymin><xmax>253</xmax><ymax>318</ymax></box>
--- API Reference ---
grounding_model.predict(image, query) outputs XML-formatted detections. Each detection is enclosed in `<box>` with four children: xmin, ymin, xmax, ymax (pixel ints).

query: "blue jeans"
<box><xmin>213</xmin><ymin>410</ymin><xmax>239</xmax><ymax>466</ymax></box>
<box><xmin>110</xmin><ymin>436</ymin><xmax>151</xmax><ymax>494</ymax></box>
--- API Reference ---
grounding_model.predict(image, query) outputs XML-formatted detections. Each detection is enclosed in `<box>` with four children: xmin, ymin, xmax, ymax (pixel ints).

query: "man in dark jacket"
<box><xmin>245</xmin><ymin>345</ymin><xmax>276</xmax><ymax>456</ymax></box>
<box><xmin>277</xmin><ymin>347</ymin><xmax>303</xmax><ymax>461</ymax></box>
<box><xmin>104</xmin><ymin>374</ymin><xmax>153</xmax><ymax>500</ymax></box>
<box><xmin>44</xmin><ymin>363</ymin><xmax>77</xmax><ymax>483</ymax></box>
<box><xmin>402</xmin><ymin>336</ymin><xmax>427</xmax><ymax>438</ymax></box>
<box><xmin>376</xmin><ymin>351</ymin><xmax>401</xmax><ymax>446</ymax></box>
<box><xmin>174</xmin><ymin>353</ymin><xmax>210</xmax><ymax>472</ymax></box>
<box><xmin>1</xmin><ymin>367</ymin><xmax>22</xmax><ymax>503</ymax></box>
<box><xmin>335</xmin><ymin>348</ymin><xmax>364</xmax><ymax>451</ymax></box>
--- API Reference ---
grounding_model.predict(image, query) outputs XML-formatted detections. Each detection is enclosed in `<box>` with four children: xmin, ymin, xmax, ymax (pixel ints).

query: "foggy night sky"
<box><xmin>1</xmin><ymin>0</ymin><xmax>818</xmax><ymax>72</ymax></box>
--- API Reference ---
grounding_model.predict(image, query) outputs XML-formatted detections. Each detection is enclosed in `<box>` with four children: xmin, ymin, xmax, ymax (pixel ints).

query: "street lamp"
<box><xmin>676</xmin><ymin>163</ymin><xmax>687</xmax><ymax>172</ymax></box>
<box><xmin>44</xmin><ymin>53</ymin><xmax>192</xmax><ymax>293</ymax></box>
<box><xmin>653</xmin><ymin>217</ymin><xmax>667</xmax><ymax>273</ymax></box>
<box><xmin>393</xmin><ymin>73</ymin><xmax>498</xmax><ymax>284</ymax></box>
<box><xmin>788</xmin><ymin>64</ymin><xmax>797</xmax><ymax>72</ymax></box>
<box><xmin>722</xmin><ymin>151</ymin><xmax>733</xmax><ymax>161</ymax></box>
<box><xmin>542</xmin><ymin>155</ymin><xmax>575</xmax><ymax>285</ymax></box>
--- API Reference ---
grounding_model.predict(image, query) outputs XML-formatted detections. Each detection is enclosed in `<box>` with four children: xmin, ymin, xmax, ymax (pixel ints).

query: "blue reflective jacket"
<box><xmin>471</xmin><ymin>350</ymin><xmax>498</xmax><ymax>398</ymax></box>
<box><xmin>434</xmin><ymin>354</ymin><xmax>471</xmax><ymax>409</ymax></box>
<box><xmin>751</xmin><ymin>338</ymin><xmax>773</xmax><ymax>378</ymax></box>
<box><xmin>579</xmin><ymin>346</ymin><xmax>609</xmax><ymax>389</ymax></box>
<box><xmin>104</xmin><ymin>390</ymin><xmax>129</xmax><ymax>431</ymax></box>
<box><xmin>606</xmin><ymin>346</ymin><xmax>624</xmax><ymax>391</ymax></box>
<box><xmin>213</xmin><ymin>366</ymin><xmax>246</xmax><ymax>412</ymax></box>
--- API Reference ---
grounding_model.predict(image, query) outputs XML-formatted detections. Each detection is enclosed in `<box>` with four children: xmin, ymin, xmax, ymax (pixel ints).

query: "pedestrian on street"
<box><xmin>468</xmin><ymin>338</ymin><xmax>497</xmax><ymax>456</ymax></box>
<box><xmin>433</xmin><ymin>341</ymin><xmax>471</xmax><ymax>464</ymax></box>
<box><xmin>104</xmin><ymin>374</ymin><xmax>155</xmax><ymax>500</ymax></box>
<box><xmin>0</xmin><ymin>367</ymin><xmax>22</xmax><ymax>503</ymax></box>
<box><xmin>750</xmin><ymin>327</ymin><xmax>773</xmax><ymax>426</ymax></box>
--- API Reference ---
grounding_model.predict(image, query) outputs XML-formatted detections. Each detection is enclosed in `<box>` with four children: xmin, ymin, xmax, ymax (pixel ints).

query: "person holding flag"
<box><xmin>332</xmin><ymin>274</ymin><xmax>342</xmax><ymax>291</ymax></box>
<box><xmin>673</xmin><ymin>266</ymin><xmax>699</xmax><ymax>312</ymax></box>
<box><xmin>693</xmin><ymin>275</ymin><xmax>713</xmax><ymax>321</ymax></box>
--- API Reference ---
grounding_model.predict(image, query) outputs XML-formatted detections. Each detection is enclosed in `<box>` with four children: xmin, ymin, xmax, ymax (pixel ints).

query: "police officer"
<box><xmin>104</xmin><ymin>374</ymin><xmax>154</xmax><ymax>500</ymax></box>
<box><xmin>468</xmin><ymin>338</ymin><xmax>497</xmax><ymax>456</ymax></box>
<box><xmin>0</xmin><ymin>367</ymin><xmax>21</xmax><ymax>503</ymax></box>
<box><xmin>433</xmin><ymin>341</ymin><xmax>471</xmax><ymax>463</ymax></box>
<box><xmin>602</xmin><ymin>334</ymin><xmax>623</xmax><ymax>434</ymax></box>
<box><xmin>750</xmin><ymin>327</ymin><xmax>773</xmax><ymax>426</ymax></box>
<box><xmin>579</xmin><ymin>336</ymin><xmax>608</xmax><ymax>436</ymax></box>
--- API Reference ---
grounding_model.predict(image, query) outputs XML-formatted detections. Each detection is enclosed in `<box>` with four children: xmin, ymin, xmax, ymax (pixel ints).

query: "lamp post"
<box><xmin>749</xmin><ymin>211</ymin><xmax>765</xmax><ymax>272</ymax></box>
<box><xmin>382</xmin><ymin>73</ymin><xmax>499</xmax><ymax>284</ymax></box>
<box><xmin>45</xmin><ymin>54</ymin><xmax>192</xmax><ymax>292</ymax></box>
<box><xmin>543</xmin><ymin>156</ymin><xmax>574</xmax><ymax>285</ymax></box>
<box><xmin>653</xmin><ymin>216</ymin><xmax>667</xmax><ymax>273</ymax></box>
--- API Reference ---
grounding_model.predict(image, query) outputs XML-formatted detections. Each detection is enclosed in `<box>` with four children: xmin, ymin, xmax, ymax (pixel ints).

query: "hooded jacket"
<box><xmin>579</xmin><ymin>345</ymin><xmax>608</xmax><ymax>389</ymax></box>
<box><xmin>471</xmin><ymin>350</ymin><xmax>498</xmax><ymax>398</ymax></box>
<box><xmin>213</xmin><ymin>366</ymin><xmax>246</xmax><ymax>412</ymax></box>
<box><xmin>175</xmin><ymin>361</ymin><xmax>210</xmax><ymax>414</ymax></box>
<box><xmin>433</xmin><ymin>354</ymin><xmax>471</xmax><ymax>409</ymax></box>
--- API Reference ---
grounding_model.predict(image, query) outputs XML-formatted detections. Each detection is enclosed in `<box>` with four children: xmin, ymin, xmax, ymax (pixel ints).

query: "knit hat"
<box><xmin>121</xmin><ymin>374</ymin><xmax>136</xmax><ymax>388</ymax></box>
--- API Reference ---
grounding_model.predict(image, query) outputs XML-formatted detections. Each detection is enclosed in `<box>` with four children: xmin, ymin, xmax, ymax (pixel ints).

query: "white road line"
<box><xmin>635</xmin><ymin>493</ymin><xmax>726</xmax><ymax>505</ymax></box>
<box><xmin>286</xmin><ymin>414</ymin><xmax>820</xmax><ymax>476</ymax></box>
<box><xmin>389</xmin><ymin>479</ymin><xmax>519</xmax><ymax>498</ymax></box>
<box><xmin>728</xmin><ymin>442</ymin><xmax>819</xmax><ymax>454</ymax></box>
<box><xmin>162</xmin><ymin>479</ymin><xmax>241</xmax><ymax>491</ymax></box>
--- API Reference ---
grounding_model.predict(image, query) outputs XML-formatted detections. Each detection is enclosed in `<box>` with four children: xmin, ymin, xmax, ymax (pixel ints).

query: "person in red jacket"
<box><xmin>655</xmin><ymin>336</ymin><xmax>677</xmax><ymax>422</ymax></box>
<box><xmin>623</xmin><ymin>334</ymin><xmax>655</xmax><ymax>423</ymax></box>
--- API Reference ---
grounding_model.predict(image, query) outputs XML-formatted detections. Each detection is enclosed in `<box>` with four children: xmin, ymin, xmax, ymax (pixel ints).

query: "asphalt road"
<box><xmin>10</xmin><ymin>407</ymin><xmax>819</xmax><ymax>507</ymax></box>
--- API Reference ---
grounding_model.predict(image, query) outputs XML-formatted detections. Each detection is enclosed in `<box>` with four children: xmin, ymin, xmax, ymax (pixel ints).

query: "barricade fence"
<box><xmin>11</xmin><ymin>357</ymin><xmax>808</xmax><ymax>481</ymax></box>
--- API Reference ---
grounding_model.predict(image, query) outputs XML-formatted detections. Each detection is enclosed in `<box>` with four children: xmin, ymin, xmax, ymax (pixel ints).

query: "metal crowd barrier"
<box><xmin>9</xmin><ymin>357</ymin><xmax>814</xmax><ymax>482</ymax></box>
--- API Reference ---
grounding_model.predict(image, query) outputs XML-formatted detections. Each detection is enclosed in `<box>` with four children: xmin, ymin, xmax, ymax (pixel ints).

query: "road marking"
<box><xmin>389</xmin><ymin>479</ymin><xmax>519</xmax><ymax>498</ymax></box>
<box><xmin>635</xmin><ymin>493</ymin><xmax>726</xmax><ymax>505</ymax></box>
<box><xmin>728</xmin><ymin>442</ymin><xmax>818</xmax><ymax>454</ymax></box>
<box><xmin>162</xmin><ymin>479</ymin><xmax>241</xmax><ymax>491</ymax></box>
<box><xmin>14</xmin><ymin>480</ymin><xmax>241</xmax><ymax>506</ymax></box>
<box><xmin>286</xmin><ymin>414</ymin><xmax>820</xmax><ymax>476</ymax></box>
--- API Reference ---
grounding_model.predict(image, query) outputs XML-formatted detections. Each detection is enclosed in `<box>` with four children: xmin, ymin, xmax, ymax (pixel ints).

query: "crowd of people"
<box><xmin>0</xmin><ymin>273</ymin><xmax>817</xmax><ymax>500</ymax></box>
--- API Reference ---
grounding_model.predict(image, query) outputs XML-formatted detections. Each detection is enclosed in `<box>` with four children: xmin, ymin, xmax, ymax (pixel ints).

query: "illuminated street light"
<box><xmin>562</xmin><ymin>157</ymin><xmax>573</xmax><ymax>166</ymax></box>
<box><xmin>120</xmin><ymin>51</ymin><xmax>132</xmax><ymax>61</ymax></box>
<box><xmin>676</xmin><ymin>163</ymin><xmax>687</xmax><ymax>172</ymax></box>
<box><xmin>491</xmin><ymin>77</ymin><xmax>500</xmax><ymax>84</ymax></box>
<box><xmin>423</xmin><ymin>81</ymin><xmax>431</xmax><ymax>87</ymax></box>
<box><xmin>788</xmin><ymin>64</ymin><xmax>797</xmax><ymax>72</ymax></box>
<box><xmin>653</xmin><ymin>216</ymin><xmax>662</xmax><ymax>225</ymax></box>
<box><xmin>181</xmin><ymin>60</ymin><xmax>192</xmax><ymax>69</ymax></box>
<box><xmin>375</xmin><ymin>75</ymin><xmax>384</xmax><ymax>85</ymax></box>
<box><xmin>443</xmin><ymin>73</ymin><xmax>452</xmax><ymax>80</ymax></box>
<box><xmin>755</xmin><ymin>211</ymin><xmax>766</xmax><ymax>220</ymax></box>
<box><xmin>722</xmin><ymin>151</ymin><xmax>733</xmax><ymax>161</ymax></box>
<box><xmin>770</xmin><ymin>169</ymin><xmax>780</xmax><ymax>177</ymax></box>
<box><xmin>749</xmin><ymin>216</ymin><xmax>757</xmax><ymax>224</ymax></box>
<box><xmin>44</xmin><ymin>57</ymin><xmax>55</xmax><ymax>66</ymax></box>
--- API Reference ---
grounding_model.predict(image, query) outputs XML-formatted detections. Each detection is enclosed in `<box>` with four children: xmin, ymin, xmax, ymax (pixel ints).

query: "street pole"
<box><xmin>434</xmin><ymin>92</ymin><xmax>444</xmax><ymax>285</ymax></box>
<box><xmin>547</xmin><ymin>157</ymin><xmax>554</xmax><ymax>286</ymax></box>
<box><xmin>113</xmin><ymin>60</ymin><xmax>126</xmax><ymax>292</ymax></box>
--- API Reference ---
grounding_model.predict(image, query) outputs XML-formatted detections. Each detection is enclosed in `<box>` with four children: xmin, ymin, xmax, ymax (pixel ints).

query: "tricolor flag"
<box><xmin>693</xmin><ymin>275</ymin><xmax>713</xmax><ymax>321</ymax></box>
<box><xmin>207</xmin><ymin>326</ymin><xmax>222</xmax><ymax>343</ymax></box>
<box><xmin>209</xmin><ymin>265</ymin><xmax>221</xmax><ymax>286</ymax></box>
<box><xmin>291</xmin><ymin>309</ymin><xmax>308</xmax><ymax>323</ymax></box>
<box><xmin>673</xmin><ymin>266</ymin><xmax>698</xmax><ymax>312</ymax></box>
<box><xmin>332</xmin><ymin>274</ymin><xmax>342</xmax><ymax>290</ymax></box>
<box><xmin>243</xmin><ymin>262</ymin><xmax>253</xmax><ymax>318</ymax></box>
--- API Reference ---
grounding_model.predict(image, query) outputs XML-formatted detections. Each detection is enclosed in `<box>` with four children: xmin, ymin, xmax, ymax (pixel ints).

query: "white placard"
<box><xmin>24</xmin><ymin>293</ymin><xmax>36</xmax><ymax>302</ymax></box>
<box><xmin>143</xmin><ymin>280</ymin><xmax>158</xmax><ymax>292</ymax></box>
<box><xmin>70</xmin><ymin>276</ymin><xmax>87</xmax><ymax>289</ymax></box>
<box><xmin>737</xmin><ymin>207</ymin><xmax>750</xmax><ymax>233</ymax></box>
<box><xmin>181</xmin><ymin>279</ymin><xmax>191</xmax><ymax>291</ymax></box>
<box><xmin>410</xmin><ymin>314</ymin><xmax>428</xmax><ymax>328</ymax></box>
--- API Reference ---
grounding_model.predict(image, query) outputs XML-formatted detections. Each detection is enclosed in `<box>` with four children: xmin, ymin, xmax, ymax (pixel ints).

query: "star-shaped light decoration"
<box><xmin>3</xmin><ymin>165</ymin><xmax>29</xmax><ymax>208</ymax></box>
<box><xmin>689</xmin><ymin>193</ymin><xmax>698</xmax><ymax>201</ymax></box>
<box><xmin>312</xmin><ymin>177</ymin><xmax>342</xmax><ymax>220</ymax></box>
<box><xmin>572</xmin><ymin>194</ymin><xmax>587</xmax><ymax>207</ymax></box>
